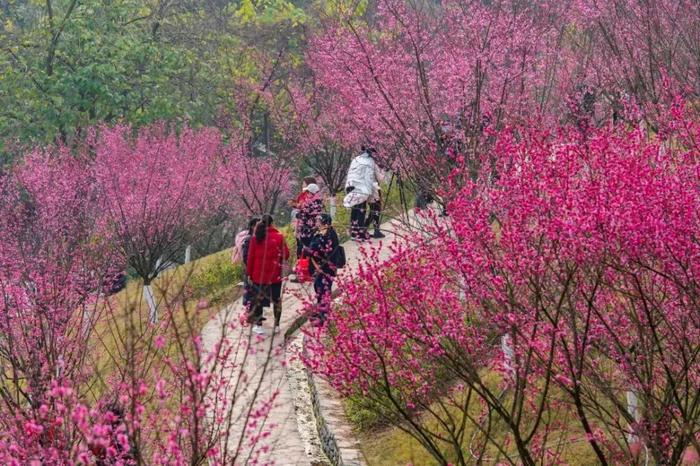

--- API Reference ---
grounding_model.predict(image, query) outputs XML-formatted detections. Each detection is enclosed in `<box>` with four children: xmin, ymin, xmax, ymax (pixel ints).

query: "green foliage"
<box><xmin>0</xmin><ymin>0</ymin><xmax>310</xmax><ymax>159</ymax></box>
<box><xmin>235</xmin><ymin>0</ymin><xmax>307</xmax><ymax>26</ymax></box>
<box><xmin>316</xmin><ymin>0</ymin><xmax>369</xmax><ymax>19</ymax></box>
<box><xmin>188</xmin><ymin>250</ymin><xmax>243</xmax><ymax>303</ymax></box>
<box><xmin>0</xmin><ymin>0</ymin><xmax>187</xmax><ymax>150</ymax></box>
<box><xmin>344</xmin><ymin>394</ymin><xmax>387</xmax><ymax>431</ymax></box>
<box><xmin>279</xmin><ymin>223</ymin><xmax>298</xmax><ymax>265</ymax></box>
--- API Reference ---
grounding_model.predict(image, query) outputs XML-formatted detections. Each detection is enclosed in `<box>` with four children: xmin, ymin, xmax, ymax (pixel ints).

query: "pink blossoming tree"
<box><xmin>0</xmin><ymin>137</ymin><xmax>282</xmax><ymax>464</ymax></box>
<box><xmin>93</xmin><ymin>124</ymin><xmax>226</xmax><ymax>323</ymax></box>
<box><xmin>308</xmin><ymin>103</ymin><xmax>700</xmax><ymax>465</ymax></box>
<box><xmin>308</xmin><ymin>0</ymin><xmax>568</xmax><ymax>207</ymax></box>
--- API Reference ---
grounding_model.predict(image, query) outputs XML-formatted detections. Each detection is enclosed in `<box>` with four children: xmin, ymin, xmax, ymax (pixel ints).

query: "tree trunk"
<box><xmin>329</xmin><ymin>194</ymin><xmax>337</xmax><ymax>220</ymax></box>
<box><xmin>501</xmin><ymin>333</ymin><xmax>515</xmax><ymax>379</ymax></box>
<box><xmin>626</xmin><ymin>389</ymin><xmax>640</xmax><ymax>444</ymax></box>
<box><xmin>144</xmin><ymin>284</ymin><xmax>158</xmax><ymax>324</ymax></box>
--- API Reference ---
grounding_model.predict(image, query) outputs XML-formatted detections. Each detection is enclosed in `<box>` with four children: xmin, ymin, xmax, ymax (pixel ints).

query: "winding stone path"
<box><xmin>201</xmin><ymin>213</ymin><xmax>415</xmax><ymax>465</ymax></box>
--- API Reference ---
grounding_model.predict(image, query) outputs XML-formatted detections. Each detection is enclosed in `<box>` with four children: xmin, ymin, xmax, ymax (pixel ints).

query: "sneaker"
<box><xmin>372</xmin><ymin>229</ymin><xmax>386</xmax><ymax>239</ymax></box>
<box><xmin>252</xmin><ymin>325</ymin><xmax>266</xmax><ymax>335</ymax></box>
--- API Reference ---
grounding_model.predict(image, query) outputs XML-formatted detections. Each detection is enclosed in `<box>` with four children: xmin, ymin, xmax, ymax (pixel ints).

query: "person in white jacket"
<box><xmin>344</xmin><ymin>146</ymin><xmax>382</xmax><ymax>240</ymax></box>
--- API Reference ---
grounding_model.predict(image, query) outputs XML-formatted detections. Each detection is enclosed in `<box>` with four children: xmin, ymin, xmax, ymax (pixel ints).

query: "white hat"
<box><xmin>304</xmin><ymin>183</ymin><xmax>320</xmax><ymax>194</ymax></box>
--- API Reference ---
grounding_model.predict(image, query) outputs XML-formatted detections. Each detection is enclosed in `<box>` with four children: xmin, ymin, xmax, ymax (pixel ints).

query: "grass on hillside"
<box><xmin>87</xmin><ymin>248</ymin><xmax>243</xmax><ymax>402</ymax></box>
<box><xmin>356</xmin><ymin>382</ymin><xmax>597</xmax><ymax>466</ymax></box>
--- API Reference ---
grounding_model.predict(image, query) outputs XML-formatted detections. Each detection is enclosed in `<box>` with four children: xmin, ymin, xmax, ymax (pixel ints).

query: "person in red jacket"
<box><xmin>246</xmin><ymin>214</ymin><xmax>290</xmax><ymax>335</ymax></box>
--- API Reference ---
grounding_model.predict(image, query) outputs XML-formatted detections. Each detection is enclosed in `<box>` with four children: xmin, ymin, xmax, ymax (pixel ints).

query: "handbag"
<box><xmin>331</xmin><ymin>245</ymin><xmax>346</xmax><ymax>269</ymax></box>
<box><xmin>295</xmin><ymin>256</ymin><xmax>312</xmax><ymax>283</ymax></box>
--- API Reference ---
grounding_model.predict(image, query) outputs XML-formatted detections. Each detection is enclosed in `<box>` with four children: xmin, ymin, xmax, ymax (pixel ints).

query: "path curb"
<box><xmin>286</xmin><ymin>333</ymin><xmax>345</xmax><ymax>466</ymax></box>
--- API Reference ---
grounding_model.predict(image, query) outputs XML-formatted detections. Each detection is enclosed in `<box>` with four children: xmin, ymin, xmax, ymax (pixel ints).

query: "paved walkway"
<box><xmin>201</xmin><ymin>213</ymin><xmax>416</xmax><ymax>465</ymax></box>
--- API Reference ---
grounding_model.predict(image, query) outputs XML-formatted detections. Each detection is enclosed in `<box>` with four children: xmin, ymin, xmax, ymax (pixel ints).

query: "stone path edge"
<box><xmin>286</xmin><ymin>332</ymin><xmax>346</xmax><ymax>466</ymax></box>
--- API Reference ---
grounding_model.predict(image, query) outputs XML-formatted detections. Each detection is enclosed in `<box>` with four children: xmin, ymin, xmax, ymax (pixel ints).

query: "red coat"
<box><xmin>246</xmin><ymin>227</ymin><xmax>290</xmax><ymax>285</ymax></box>
<box><xmin>295</xmin><ymin>191</ymin><xmax>313</xmax><ymax>207</ymax></box>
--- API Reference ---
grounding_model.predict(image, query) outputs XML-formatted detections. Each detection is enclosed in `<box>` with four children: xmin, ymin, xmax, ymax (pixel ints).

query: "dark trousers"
<box><xmin>296</xmin><ymin>238</ymin><xmax>303</xmax><ymax>259</ymax></box>
<box><xmin>296</xmin><ymin>229</ymin><xmax>313</xmax><ymax>259</ymax></box>
<box><xmin>248</xmin><ymin>282</ymin><xmax>282</xmax><ymax>326</ymax></box>
<box><xmin>313</xmin><ymin>273</ymin><xmax>333</xmax><ymax>322</ymax></box>
<box><xmin>415</xmin><ymin>191</ymin><xmax>433</xmax><ymax>209</ymax></box>
<box><xmin>350</xmin><ymin>201</ymin><xmax>368</xmax><ymax>237</ymax></box>
<box><xmin>367</xmin><ymin>199</ymin><xmax>381</xmax><ymax>230</ymax></box>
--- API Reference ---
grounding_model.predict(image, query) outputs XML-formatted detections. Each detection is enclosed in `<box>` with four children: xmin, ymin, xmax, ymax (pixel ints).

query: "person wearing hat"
<box><xmin>290</xmin><ymin>177</ymin><xmax>325</xmax><ymax>281</ymax></box>
<box><xmin>306</xmin><ymin>213</ymin><xmax>340</xmax><ymax>326</ymax></box>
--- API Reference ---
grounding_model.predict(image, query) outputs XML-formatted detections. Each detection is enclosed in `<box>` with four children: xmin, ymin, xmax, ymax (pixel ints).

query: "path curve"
<box><xmin>201</xmin><ymin>213</ymin><xmax>418</xmax><ymax>465</ymax></box>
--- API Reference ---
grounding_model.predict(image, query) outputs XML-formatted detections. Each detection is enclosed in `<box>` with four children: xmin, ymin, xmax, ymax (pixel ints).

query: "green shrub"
<box><xmin>279</xmin><ymin>224</ymin><xmax>298</xmax><ymax>266</ymax></box>
<box><xmin>330</xmin><ymin>195</ymin><xmax>351</xmax><ymax>242</ymax></box>
<box><xmin>189</xmin><ymin>251</ymin><xmax>242</xmax><ymax>300</ymax></box>
<box><xmin>344</xmin><ymin>393</ymin><xmax>387</xmax><ymax>431</ymax></box>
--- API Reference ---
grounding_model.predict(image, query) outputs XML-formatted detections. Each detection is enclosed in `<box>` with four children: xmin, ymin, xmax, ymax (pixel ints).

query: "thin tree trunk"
<box><xmin>501</xmin><ymin>333</ymin><xmax>515</xmax><ymax>379</ymax></box>
<box><xmin>143</xmin><ymin>284</ymin><xmax>158</xmax><ymax>324</ymax></box>
<box><xmin>329</xmin><ymin>194</ymin><xmax>337</xmax><ymax>220</ymax></box>
<box><xmin>626</xmin><ymin>389</ymin><xmax>641</xmax><ymax>444</ymax></box>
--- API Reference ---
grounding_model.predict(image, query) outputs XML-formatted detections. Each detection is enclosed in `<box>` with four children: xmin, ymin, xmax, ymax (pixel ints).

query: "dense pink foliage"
<box><xmin>0</xmin><ymin>123</ymin><xmax>285</xmax><ymax>464</ymax></box>
<box><xmin>309</xmin><ymin>0</ymin><xmax>566</xmax><ymax>164</ymax></box>
<box><xmin>573</xmin><ymin>0</ymin><xmax>700</xmax><ymax>109</ymax></box>
<box><xmin>2</xmin><ymin>0</ymin><xmax>699</xmax><ymax>462</ymax></box>
<box><xmin>309</xmin><ymin>103</ymin><xmax>700</xmax><ymax>463</ymax></box>
<box><xmin>93</xmin><ymin>124</ymin><xmax>225</xmax><ymax>283</ymax></box>
<box><xmin>308</xmin><ymin>0</ymin><xmax>700</xmax><ymax>207</ymax></box>
<box><xmin>0</xmin><ymin>149</ymin><xmax>111</xmax><ymax>394</ymax></box>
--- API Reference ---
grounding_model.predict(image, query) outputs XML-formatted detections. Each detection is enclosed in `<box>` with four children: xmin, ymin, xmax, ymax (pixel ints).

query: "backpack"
<box><xmin>232</xmin><ymin>230</ymin><xmax>249</xmax><ymax>263</ymax></box>
<box><xmin>331</xmin><ymin>245</ymin><xmax>346</xmax><ymax>269</ymax></box>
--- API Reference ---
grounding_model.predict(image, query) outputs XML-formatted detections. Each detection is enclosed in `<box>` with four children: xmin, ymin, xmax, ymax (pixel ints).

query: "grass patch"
<box><xmin>87</xmin><ymin>247</ymin><xmax>244</xmax><ymax>402</ymax></box>
<box><xmin>353</xmin><ymin>377</ymin><xmax>598</xmax><ymax>466</ymax></box>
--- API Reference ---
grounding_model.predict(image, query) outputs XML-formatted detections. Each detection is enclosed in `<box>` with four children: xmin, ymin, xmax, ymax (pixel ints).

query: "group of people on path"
<box><xmin>231</xmin><ymin>146</ymin><xmax>385</xmax><ymax>335</ymax></box>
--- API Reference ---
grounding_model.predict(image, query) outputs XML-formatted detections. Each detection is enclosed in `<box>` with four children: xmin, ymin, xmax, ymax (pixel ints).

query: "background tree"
<box><xmin>93</xmin><ymin>123</ymin><xmax>225</xmax><ymax>323</ymax></box>
<box><xmin>0</xmin><ymin>0</ymin><xmax>310</xmax><ymax>160</ymax></box>
<box><xmin>569</xmin><ymin>0</ymin><xmax>700</xmax><ymax>127</ymax></box>
<box><xmin>278</xmin><ymin>83</ymin><xmax>357</xmax><ymax>218</ymax></box>
<box><xmin>308</xmin><ymin>0</ymin><xmax>567</xmax><ymax>208</ymax></box>
<box><xmin>0</xmin><ymin>140</ymin><xmax>282</xmax><ymax>465</ymax></box>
